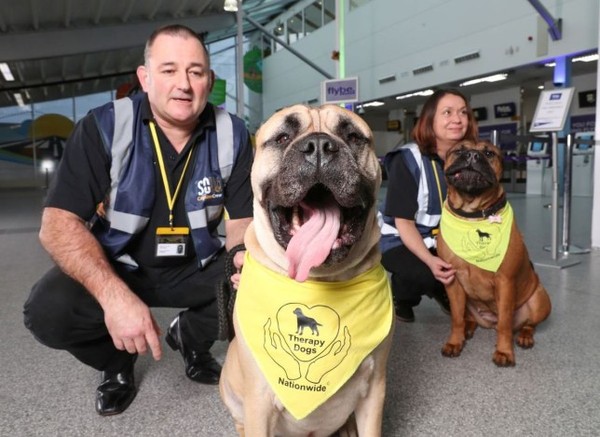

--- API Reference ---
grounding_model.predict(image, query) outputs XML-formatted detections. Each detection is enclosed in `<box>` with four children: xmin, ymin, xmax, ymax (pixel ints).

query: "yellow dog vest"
<box><xmin>440</xmin><ymin>201</ymin><xmax>514</xmax><ymax>272</ymax></box>
<box><xmin>235</xmin><ymin>252</ymin><xmax>393</xmax><ymax>420</ymax></box>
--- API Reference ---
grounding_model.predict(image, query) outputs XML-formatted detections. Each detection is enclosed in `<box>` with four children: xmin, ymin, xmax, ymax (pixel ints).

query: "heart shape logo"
<box><xmin>276</xmin><ymin>304</ymin><xmax>340</xmax><ymax>362</ymax></box>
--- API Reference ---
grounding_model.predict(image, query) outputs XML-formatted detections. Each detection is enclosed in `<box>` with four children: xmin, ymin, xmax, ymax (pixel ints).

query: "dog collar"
<box><xmin>235</xmin><ymin>252</ymin><xmax>393</xmax><ymax>420</ymax></box>
<box><xmin>447</xmin><ymin>193</ymin><xmax>507</xmax><ymax>219</ymax></box>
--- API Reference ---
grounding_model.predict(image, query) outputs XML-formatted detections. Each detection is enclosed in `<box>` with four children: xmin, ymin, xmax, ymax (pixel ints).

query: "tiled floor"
<box><xmin>1</xmin><ymin>187</ymin><xmax>599</xmax><ymax>436</ymax></box>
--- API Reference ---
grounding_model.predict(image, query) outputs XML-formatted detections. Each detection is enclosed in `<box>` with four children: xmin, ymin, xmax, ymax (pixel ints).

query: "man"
<box><xmin>23</xmin><ymin>24</ymin><xmax>253</xmax><ymax>416</ymax></box>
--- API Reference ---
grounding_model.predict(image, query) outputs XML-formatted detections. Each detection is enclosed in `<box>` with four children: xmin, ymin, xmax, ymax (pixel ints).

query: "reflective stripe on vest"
<box><xmin>379</xmin><ymin>143</ymin><xmax>446</xmax><ymax>250</ymax></box>
<box><xmin>106</xmin><ymin>98</ymin><xmax>148</xmax><ymax>234</ymax></box>
<box><xmin>215</xmin><ymin>106</ymin><xmax>233</xmax><ymax>183</ymax></box>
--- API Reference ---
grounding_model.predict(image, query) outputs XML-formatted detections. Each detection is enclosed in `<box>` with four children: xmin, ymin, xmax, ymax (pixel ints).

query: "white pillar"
<box><xmin>591</xmin><ymin>4</ymin><xmax>600</xmax><ymax>249</ymax></box>
<box><xmin>235</xmin><ymin>0</ymin><xmax>244</xmax><ymax>120</ymax></box>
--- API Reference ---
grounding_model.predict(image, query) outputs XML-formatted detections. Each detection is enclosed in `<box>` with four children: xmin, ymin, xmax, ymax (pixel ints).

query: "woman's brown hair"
<box><xmin>411</xmin><ymin>89</ymin><xmax>478</xmax><ymax>155</ymax></box>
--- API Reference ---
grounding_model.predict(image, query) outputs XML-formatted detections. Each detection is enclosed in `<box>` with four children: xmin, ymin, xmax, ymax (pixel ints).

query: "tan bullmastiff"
<box><xmin>438</xmin><ymin>140</ymin><xmax>551</xmax><ymax>367</ymax></box>
<box><xmin>219</xmin><ymin>104</ymin><xmax>394</xmax><ymax>436</ymax></box>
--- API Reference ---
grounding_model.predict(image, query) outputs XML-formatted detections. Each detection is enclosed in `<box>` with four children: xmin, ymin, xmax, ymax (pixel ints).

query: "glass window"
<box><xmin>74</xmin><ymin>91</ymin><xmax>113</xmax><ymax>122</ymax></box>
<box><xmin>273</xmin><ymin>22</ymin><xmax>285</xmax><ymax>52</ymax></box>
<box><xmin>287</xmin><ymin>13</ymin><xmax>304</xmax><ymax>44</ymax></box>
<box><xmin>323</xmin><ymin>0</ymin><xmax>336</xmax><ymax>26</ymax></box>
<box><xmin>304</xmin><ymin>1</ymin><xmax>323</xmax><ymax>36</ymax></box>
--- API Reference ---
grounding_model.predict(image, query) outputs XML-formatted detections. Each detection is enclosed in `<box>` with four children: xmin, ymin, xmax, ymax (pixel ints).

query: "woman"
<box><xmin>379</xmin><ymin>89</ymin><xmax>478</xmax><ymax>322</ymax></box>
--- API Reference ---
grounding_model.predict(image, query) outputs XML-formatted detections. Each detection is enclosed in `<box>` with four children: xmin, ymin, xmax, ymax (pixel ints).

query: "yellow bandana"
<box><xmin>440</xmin><ymin>202</ymin><xmax>514</xmax><ymax>272</ymax></box>
<box><xmin>235</xmin><ymin>253</ymin><xmax>393</xmax><ymax>420</ymax></box>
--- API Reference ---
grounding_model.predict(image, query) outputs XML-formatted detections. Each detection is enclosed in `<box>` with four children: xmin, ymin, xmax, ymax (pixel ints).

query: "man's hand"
<box><xmin>230</xmin><ymin>250</ymin><xmax>245</xmax><ymax>289</ymax></box>
<box><xmin>103</xmin><ymin>288</ymin><xmax>163</xmax><ymax>360</ymax></box>
<box><xmin>39</xmin><ymin>208</ymin><xmax>163</xmax><ymax>360</ymax></box>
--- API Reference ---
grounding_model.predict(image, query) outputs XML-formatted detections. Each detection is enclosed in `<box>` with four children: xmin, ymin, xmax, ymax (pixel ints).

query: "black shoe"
<box><xmin>166</xmin><ymin>314</ymin><xmax>222</xmax><ymax>385</ymax></box>
<box><xmin>430</xmin><ymin>288</ymin><xmax>451</xmax><ymax>315</ymax></box>
<box><xmin>95</xmin><ymin>355</ymin><xmax>137</xmax><ymax>416</ymax></box>
<box><xmin>395</xmin><ymin>301</ymin><xmax>416</xmax><ymax>323</ymax></box>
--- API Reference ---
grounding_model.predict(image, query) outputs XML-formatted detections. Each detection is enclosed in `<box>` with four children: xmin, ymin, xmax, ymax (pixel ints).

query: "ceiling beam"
<box><xmin>0</xmin><ymin>14</ymin><xmax>235</xmax><ymax>62</ymax></box>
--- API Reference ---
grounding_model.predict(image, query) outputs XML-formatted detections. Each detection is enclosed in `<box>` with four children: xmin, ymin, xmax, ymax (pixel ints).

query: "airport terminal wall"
<box><xmin>261</xmin><ymin>0</ymin><xmax>599</xmax><ymax>118</ymax></box>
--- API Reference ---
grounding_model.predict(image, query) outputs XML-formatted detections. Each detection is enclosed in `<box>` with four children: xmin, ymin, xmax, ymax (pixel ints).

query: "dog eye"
<box><xmin>346</xmin><ymin>131</ymin><xmax>365</xmax><ymax>144</ymax></box>
<box><xmin>484</xmin><ymin>150</ymin><xmax>496</xmax><ymax>159</ymax></box>
<box><xmin>275</xmin><ymin>133</ymin><xmax>290</xmax><ymax>145</ymax></box>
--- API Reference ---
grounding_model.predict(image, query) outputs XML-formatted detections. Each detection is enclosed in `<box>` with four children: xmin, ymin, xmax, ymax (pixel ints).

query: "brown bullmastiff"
<box><xmin>437</xmin><ymin>140</ymin><xmax>551</xmax><ymax>367</ymax></box>
<box><xmin>219</xmin><ymin>104</ymin><xmax>394</xmax><ymax>436</ymax></box>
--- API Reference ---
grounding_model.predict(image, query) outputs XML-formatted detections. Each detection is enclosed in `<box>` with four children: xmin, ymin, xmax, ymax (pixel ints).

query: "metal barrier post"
<box><xmin>491</xmin><ymin>129</ymin><xmax>499</xmax><ymax>147</ymax></box>
<box><xmin>561</xmin><ymin>133</ymin><xmax>573</xmax><ymax>253</ymax></box>
<box><xmin>561</xmin><ymin>133</ymin><xmax>591</xmax><ymax>255</ymax></box>
<box><xmin>536</xmin><ymin>133</ymin><xmax>580</xmax><ymax>269</ymax></box>
<box><xmin>550</xmin><ymin>132</ymin><xmax>559</xmax><ymax>260</ymax></box>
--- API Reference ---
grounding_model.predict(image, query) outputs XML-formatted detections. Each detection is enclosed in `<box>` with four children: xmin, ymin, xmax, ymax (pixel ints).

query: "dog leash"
<box><xmin>216</xmin><ymin>243</ymin><xmax>246</xmax><ymax>341</ymax></box>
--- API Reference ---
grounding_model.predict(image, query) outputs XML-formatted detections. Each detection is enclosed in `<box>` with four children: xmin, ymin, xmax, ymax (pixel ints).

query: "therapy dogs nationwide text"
<box><xmin>219</xmin><ymin>104</ymin><xmax>394</xmax><ymax>436</ymax></box>
<box><xmin>437</xmin><ymin>140</ymin><xmax>551</xmax><ymax>367</ymax></box>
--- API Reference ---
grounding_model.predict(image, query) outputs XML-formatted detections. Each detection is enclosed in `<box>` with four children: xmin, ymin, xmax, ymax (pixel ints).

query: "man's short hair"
<box><xmin>144</xmin><ymin>24</ymin><xmax>210</xmax><ymax>68</ymax></box>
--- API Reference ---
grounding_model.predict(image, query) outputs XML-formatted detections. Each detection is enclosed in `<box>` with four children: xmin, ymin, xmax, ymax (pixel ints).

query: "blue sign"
<box><xmin>571</xmin><ymin>114</ymin><xmax>595</xmax><ymax>133</ymax></box>
<box><xmin>479</xmin><ymin>122</ymin><xmax>518</xmax><ymax>151</ymax></box>
<box><xmin>494</xmin><ymin>102</ymin><xmax>516</xmax><ymax>118</ymax></box>
<box><xmin>322</xmin><ymin>77</ymin><xmax>359</xmax><ymax>103</ymax></box>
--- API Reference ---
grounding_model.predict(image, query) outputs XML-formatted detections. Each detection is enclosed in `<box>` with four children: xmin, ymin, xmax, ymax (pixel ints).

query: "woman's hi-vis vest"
<box><xmin>90</xmin><ymin>94</ymin><xmax>241</xmax><ymax>268</ymax></box>
<box><xmin>379</xmin><ymin>142</ymin><xmax>447</xmax><ymax>252</ymax></box>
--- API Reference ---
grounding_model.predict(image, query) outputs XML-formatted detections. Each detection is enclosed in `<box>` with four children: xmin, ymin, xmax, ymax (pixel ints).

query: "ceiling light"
<box><xmin>544</xmin><ymin>53</ymin><xmax>598</xmax><ymax>68</ymax></box>
<box><xmin>0</xmin><ymin>63</ymin><xmax>15</xmax><ymax>81</ymax></box>
<box><xmin>395</xmin><ymin>89</ymin><xmax>434</xmax><ymax>100</ymax></box>
<box><xmin>572</xmin><ymin>53</ymin><xmax>598</xmax><ymax>63</ymax></box>
<box><xmin>223</xmin><ymin>0</ymin><xmax>238</xmax><ymax>12</ymax></box>
<box><xmin>361</xmin><ymin>101</ymin><xmax>385</xmax><ymax>108</ymax></box>
<box><xmin>538</xmin><ymin>85</ymin><xmax>545</xmax><ymax>89</ymax></box>
<box><xmin>459</xmin><ymin>73</ymin><xmax>507</xmax><ymax>87</ymax></box>
<box><xmin>13</xmin><ymin>93</ymin><xmax>25</xmax><ymax>107</ymax></box>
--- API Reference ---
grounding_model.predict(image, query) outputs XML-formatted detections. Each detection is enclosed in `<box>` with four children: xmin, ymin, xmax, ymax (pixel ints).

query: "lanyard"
<box><xmin>431</xmin><ymin>158</ymin><xmax>444</xmax><ymax>207</ymax></box>
<box><xmin>149</xmin><ymin>121</ymin><xmax>194</xmax><ymax>228</ymax></box>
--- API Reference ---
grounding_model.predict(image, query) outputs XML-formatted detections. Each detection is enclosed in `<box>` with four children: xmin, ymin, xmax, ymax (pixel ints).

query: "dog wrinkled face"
<box><xmin>445</xmin><ymin>141</ymin><xmax>503</xmax><ymax>196</ymax></box>
<box><xmin>253</xmin><ymin>104</ymin><xmax>380</xmax><ymax>281</ymax></box>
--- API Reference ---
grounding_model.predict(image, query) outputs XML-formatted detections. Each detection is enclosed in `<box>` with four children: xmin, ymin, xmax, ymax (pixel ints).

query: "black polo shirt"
<box><xmin>384</xmin><ymin>151</ymin><xmax>444</xmax><ymax>220</ymax></box>
<box><xmin>46</xmin><ymin>95</ymin><xmax>253</xmax><ymax>276</ymax></box>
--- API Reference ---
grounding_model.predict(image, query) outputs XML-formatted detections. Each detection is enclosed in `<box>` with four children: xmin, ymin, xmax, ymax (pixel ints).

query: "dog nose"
<box><xmin>466</xmin><ymin>150</ymin><xmax>480</xmax><ymax>164</ymax></box>
<box><xmin>298</xmin><ymin>134</ymin><xmax>339</xmax><ymax>167</ymax></box>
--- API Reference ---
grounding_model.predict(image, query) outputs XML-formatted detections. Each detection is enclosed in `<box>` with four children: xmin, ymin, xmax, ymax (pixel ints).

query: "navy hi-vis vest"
<box><xmin>90</xmin><ymin>94</ymin><xmax>242</xmax><ymax>268</ymax></box>
<box><xmin>379</xmin><ymin>142</ymin><xmax>447</xmax><ymax>252</ymax></box>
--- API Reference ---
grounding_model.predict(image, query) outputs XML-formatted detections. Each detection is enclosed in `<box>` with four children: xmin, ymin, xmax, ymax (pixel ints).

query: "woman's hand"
<box><xmin>427</xmin><ymin>256</ymin><xmax>455</xmax><ymax>285</ymax></box>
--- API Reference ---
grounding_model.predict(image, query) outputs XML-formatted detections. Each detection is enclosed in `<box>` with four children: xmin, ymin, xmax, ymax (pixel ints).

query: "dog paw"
<box><xmin>441</xmin><ymin>342</ymin><xmax>463</xmax><ymax>358</ymax></box>
<box><xmin>516</xmin><ymin>334</ymin><xmax>535</xmax><ymax>349</ymax></box>
<box><xmin>516</xmin><ymin>326</ymin><xmax>535</xmax><ymax>349</ymax></box>
<box><xmin>492</xmin><ymin>351</ymin><xmax>515</xmax><ymax>367</ymax></box>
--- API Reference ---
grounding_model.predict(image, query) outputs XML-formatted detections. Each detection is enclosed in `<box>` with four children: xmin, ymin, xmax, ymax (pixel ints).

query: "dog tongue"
<box><xmin>285</xmin><ymin>200</ymin><xmax>341</xmax><ymax>282</ymax></box>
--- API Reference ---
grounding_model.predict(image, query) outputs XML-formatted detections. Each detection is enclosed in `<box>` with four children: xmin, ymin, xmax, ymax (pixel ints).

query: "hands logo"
<box><xmin>263</xmin><ymin>303</ymin><xmax>351</xmax><ymax>385</ymax></box>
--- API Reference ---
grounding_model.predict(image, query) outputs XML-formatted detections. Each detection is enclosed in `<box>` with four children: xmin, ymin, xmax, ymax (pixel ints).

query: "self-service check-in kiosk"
<box><xmin>572</xmin><ymin>131</ymin><xmax>594</xmax><ymax>197</ymax></box>
<box><xmin>526</xmin><ymin>136</ymin><xmax>552</xmax><ymax>195</ymax></box>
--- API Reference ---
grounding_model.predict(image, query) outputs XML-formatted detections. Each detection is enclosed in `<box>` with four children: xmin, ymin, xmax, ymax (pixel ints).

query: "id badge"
<box><xmin>155</xmin><ymin>227</ymin><xmax>190</xmax><ymax>257</ymax></box>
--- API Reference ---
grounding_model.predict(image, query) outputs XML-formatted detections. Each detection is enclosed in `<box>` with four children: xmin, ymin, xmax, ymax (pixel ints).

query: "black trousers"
<box><xmin>23</xmin><ymin>254</ymin><xmax>225</xmax><ymax>374</ymax></box>
<box><xmin>381</xmin><ymin>244</ymin><xmax>445</xmax><ymax>307</ymax></box>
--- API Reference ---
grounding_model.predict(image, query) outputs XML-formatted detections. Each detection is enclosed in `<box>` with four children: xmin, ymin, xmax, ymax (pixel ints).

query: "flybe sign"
<box><xmin>321</xmin><ymin>77</ymin><xmax>359</xmax><ymax>104</ymax></box>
